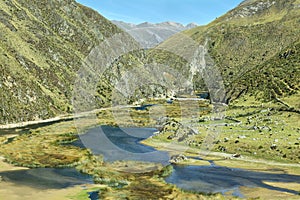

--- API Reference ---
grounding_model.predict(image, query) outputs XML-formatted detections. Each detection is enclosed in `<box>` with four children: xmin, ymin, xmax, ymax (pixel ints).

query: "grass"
<box><xmin>69</xmin><ymin>187</ymin><xmax>102</xmax><ymax>200</ymax></box>
<box><xmin>0</xmin><ymin>0</ymin><xmax>123</xmax><ymax>124</ymax></box>
<box><xmin>93</xmin><ymin>99</ymin><xmax>210</xmax><ymax>128</ymax></box>
<box><xmin>144</xmin><ymin>95</ymin><xmax>300</xmax><ymax>164</ymax></box>
<box><xmin>0</xmin><ymin>121</ymin><xmax>88</xmax><ymax>167</ymax></box>
<box><xmin>0</xmin><ymin>96</ymin><xmax>299</xmax><ymax>199</ymax></box>
<box><xmin>1</xmin><ymin>0</ymin><xmax>299</xmax><ymax>199</ymax></box>
<box><xmin>171</xmin><ymin>0</ymin><xmax>300</xmax><ymax>105</ymax></box>
<box><xmin>0</xmin><ymin>102</ymin><xmax>222</xmax><ymax>199</ymax></box>
<box><xmin>217</xmin><ymin>96</ymin><xmax>300</xmax><ymax>163</ymax></box>
<box><xmin>98</xmin><ymin>175</ymin><xmax>227</xmax><ymax>200</ymax></box>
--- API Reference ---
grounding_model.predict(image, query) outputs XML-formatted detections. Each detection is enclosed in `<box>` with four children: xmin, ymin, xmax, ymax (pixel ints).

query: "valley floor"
<box><xmin>0</xmin><ymin>96</ymin><xmax>299</xmax><ymax>199</ymax></box>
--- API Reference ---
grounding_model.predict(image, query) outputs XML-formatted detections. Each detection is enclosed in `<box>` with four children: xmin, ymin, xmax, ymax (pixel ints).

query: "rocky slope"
<box><xmin>0</xmin><ymin>0</ymin><xmax>192</xmax><ymax>124</ymax></box>
<box><xmin>111</xmin><ymin>0</ymin><xmax>300</xmax><ymax>107</ymax></box>
<box><xmin>164</xmin><ymin>0</ymin><xmax>300</xmax><ymax>106</ymax></box>
<box><xmin>0</xmin><ymin>0</ymin><xmax>124</xmax><ymax>123</ymax></box>
<box><xmin>1</xmin><ymin>0</ymin><xmax>299</xmax><ymax>124</ymax></box>
<box><xmin>112</xmin><ymin>20</ymin><xmax>198</xmax><ymax>48</ymax></box>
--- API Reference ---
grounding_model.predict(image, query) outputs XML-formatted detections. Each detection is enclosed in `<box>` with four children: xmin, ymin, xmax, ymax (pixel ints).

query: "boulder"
<box><xmin>270</xmin><ymin>144</ymin><xmax>277</xmax><ymax>150</ymax></box>
<box><xmin>156</xmin><ymin>118</ymin><xmax>197</xmax><ymax>142</ymax></box>
<box><xmin>169</xmin><ymin>154</ymin><xmax>188</xmax><ymax>164</ymax></box>
<box><xmin>232</xmin><ymin>153</ymin><xmax>241</xmax><ymax>158</ymax></box>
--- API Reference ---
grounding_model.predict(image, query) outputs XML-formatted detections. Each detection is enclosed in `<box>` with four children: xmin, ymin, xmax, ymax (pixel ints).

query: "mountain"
<box><xmin>112</xmin><ymin>20</ymin><xmax>198</xmax><ymax>48</ymax></box>
<box><xmin>1</xmin><ymin>0</ymin><xmax>299</xmax><ymax>124</ymax></box>
<box><xmin>0</xmin><ymin>0</ymin><xmax>127</xmax><ymax>123</ymax></box>
<box><xmin>163</xmin><ymin>0</ymin><xmax>300</xmax><ymax>106</ymax></box>
<box><xmin>0</xmin><ymin>0</ymin><xmax>193</xmax><ymax>124</ymax></box>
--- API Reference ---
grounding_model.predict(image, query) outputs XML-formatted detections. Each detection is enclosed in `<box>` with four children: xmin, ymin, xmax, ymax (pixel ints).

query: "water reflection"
<box><xmin>73</xmin><ymin>126</ymin><xmax>169</xmax><ymax>163</ymax></box>
<box><xmin>0</xmin><ymin>168</ymin><xmax>92</xmax><ymax>189</ymax></box>
<box><xmin>166</xmin><ymin>165</ymin><xmax>300</xmax><ymax>196</ymax></box>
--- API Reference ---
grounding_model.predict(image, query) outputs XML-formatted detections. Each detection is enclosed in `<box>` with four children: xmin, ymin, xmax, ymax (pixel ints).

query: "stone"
<box><xmin>169</xmin><ymin>154</ymin><xmax>187</xmax><ymax>164</ymax></box>
<box><xmin>218</xmin><ymin>146</ymin><xmax>226</xmax><ymax>152</ymax></box>
<box><xmin>232</xmin><ymin>153</ymin><xmax>241</xmax><ymax>158</ymax></box>
<box><xmin>270</xmin><ymin>144</ymin><xmax>277</xmax><ymax>150</ymax></box>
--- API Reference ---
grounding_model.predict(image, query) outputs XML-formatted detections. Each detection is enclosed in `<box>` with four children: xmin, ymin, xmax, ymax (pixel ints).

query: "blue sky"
<box><xmin>76</xmin><ymin>0</ymin><xmax>244</xmax><ymax>25</ymax></box>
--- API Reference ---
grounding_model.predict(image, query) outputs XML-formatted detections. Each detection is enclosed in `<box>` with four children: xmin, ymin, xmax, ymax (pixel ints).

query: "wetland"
<box><xmin>0</xmin><ymin>97</ymin><xmax>299</xmax><ymax>199</ymax></box>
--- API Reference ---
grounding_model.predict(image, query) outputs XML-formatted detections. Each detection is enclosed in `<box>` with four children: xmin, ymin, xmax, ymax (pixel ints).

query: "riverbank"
<box><xmin>0</xmin><ymin>114</ymin><xmax>221</xmax><ymax>199</ymax></box>
<box><xmin>0</xmin><ymin>107</ymin><xmax>109</xmax><ymax>129</ymax></box>
<box><xmin>142</xmin><ymin>138</ymin><xmax>300</xmax><ymax>171</ymax></box>
<box><xmin>142</xmin><ymin>138</ymin><xmax>300</xmax><ymax>199</ymax></box>
<box><xmin>0</xmin><ymin>157</ymin><xmax>101</xmax><ymax>200</ymax></box>
<box><xmin>0</xmin><ymin>156</ymin><xmax>29</xmax><ymax>172</ymax></box>
<box><xmin>0</xmin><ymin>97</ymin><xmax>299</xmax><ymax>199</ymax></box>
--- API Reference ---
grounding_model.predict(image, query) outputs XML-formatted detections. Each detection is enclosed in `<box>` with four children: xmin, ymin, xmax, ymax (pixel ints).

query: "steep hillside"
<box><xmin>1</xmin><ymin>0</ymin><xmax>299</xmax><ymax>124</ymax></box>
<box><xmin>0</xmin><ymin>0</ymin><xmax>123</xmax><ymax>123</ymax></box>
<box><xmin>112</xmin><ymin>20</ymin><xmax>197</xmax><ymax>48</ymax></box>
<box><xmin>169</xmin><ymin>0</ymin><xmax>300</xmax><ymax>105</ymax></box>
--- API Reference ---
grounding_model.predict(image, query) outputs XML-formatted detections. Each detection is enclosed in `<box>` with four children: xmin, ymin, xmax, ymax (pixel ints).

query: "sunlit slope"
<box><xmin>0</xmin><ymin>0</ymin><xmax>122</xmax><ymax>123</ymax></box>
<box><xmin>165</xmin><ymin>0</ymin><xmax>300</xmax><ymax>105</ymax></box>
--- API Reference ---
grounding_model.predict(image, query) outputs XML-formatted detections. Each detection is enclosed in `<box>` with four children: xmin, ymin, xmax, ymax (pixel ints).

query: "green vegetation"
<box><xmin>2</xmin><ymin>96</ymin><xmax>298</xmax><ymax>199</ymax></box>
<box><xmin>181</xmin><ymin>0</ymin><xmax>300</xmax><ymax>104</ymax></box>
<box><xmin>145</xmin><ymin>96</ymin><xmax>300</xmax><ymax>164</ymax></box>
<box><xmin>2</xmin><ymin>0</ymin><xmax>298</xmax><ymax>124</ymax></box>
<box><xmin>69</xmin><ymin>187</ymin><xmax>102</xmax><ymax>200</ymax></box>
<box><xmin>139</xmin><ymin>0</ymin><xmax>300</xmax><ymax>170</ymax></box>
<box><xmin>0</xmin><ymin>105</ymin><xmax>218</xmax><ymax>199</ymax></box>
<box><xmin>0</xmin><ymin>120</ymin><xmax>90</xmax><ymax>167</ymax></box>
<box><xmin>0</xmin><ymin>0</ymin><xmax>300</xmax><ymax>199</ymax></box>
<box><xmin>214</xmin><ymin>96</ymin><xmax>300</xmax><ymax>163</ymax></box>
<box><xmin>0</xmin><ymin>0</ymin><xmax>122</xmax><ymax>123</ymax></box>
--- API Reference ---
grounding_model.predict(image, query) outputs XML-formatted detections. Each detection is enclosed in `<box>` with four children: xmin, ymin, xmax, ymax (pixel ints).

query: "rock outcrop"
<box><xmin>156</xmin><ymin>118</ymin><xmax>198</xmax><ymax>142</ymax></box>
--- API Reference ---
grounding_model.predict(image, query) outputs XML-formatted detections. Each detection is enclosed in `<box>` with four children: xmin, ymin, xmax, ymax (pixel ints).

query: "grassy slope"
<box><xmin>178</xmin><ymin>0</ymin><xmax>300</xmax><ymax>103</ymax></box>
<box><xmin>0</xmin><ymin>0</ymin><xmax>121</xmax><ymax>124</ymax></box>
<box><xmin>143</xmin><ymin>0</ymin><xmax>300</xmax><ymax>164</ymax></box>
<box><xmin>0</xmin><ymin>1</ymin><xmax>299</xmax><ymax>199</ymax></box>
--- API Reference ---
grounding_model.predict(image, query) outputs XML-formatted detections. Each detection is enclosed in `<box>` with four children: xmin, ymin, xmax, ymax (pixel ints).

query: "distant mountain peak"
<box><xmin>137</xmin><ymin>22</ymin><xmax>153</xmax><ymax>28</ymax></box>
<box><xmin>160</xmin><ymin>21</ymin><xmax>184</xmax><ymax>27</ymax></box>
<box><xmin>186</xmin><ymin>23</ymin><xmax>198</xmax><ymax>29</ymax></box>
<box><xmin>112</xmin><ymin>21</ymin><xmax>198</xmax><ymax>48</ymax></box>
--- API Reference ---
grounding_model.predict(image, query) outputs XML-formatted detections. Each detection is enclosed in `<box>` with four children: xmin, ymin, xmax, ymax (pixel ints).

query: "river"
<box><xmin>1</xmin><ymin>125</ymin><xmax>300</xmax><ymax>199</ymax></box>
<box><xmin>0</xmin><ymin>168</ymin><xmax>93</xmax><ymax>189</ymax></box>
<box><xmin>73</xmin><ymin>126</ymin><xmax>300</xmax><ymax>197</ymax></box>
